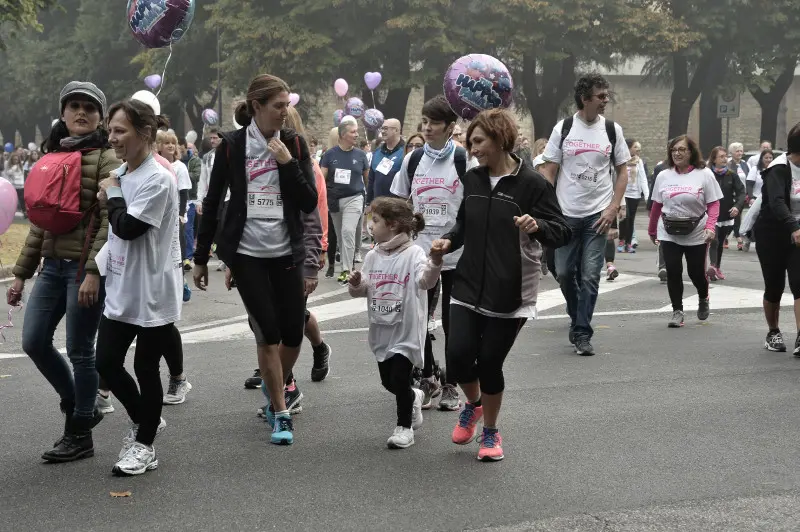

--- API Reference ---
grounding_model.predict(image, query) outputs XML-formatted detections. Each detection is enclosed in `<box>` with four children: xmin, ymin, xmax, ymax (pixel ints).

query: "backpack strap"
<box><xmin>406</xmin><ymin>147</ymin><xmax>425</xmax><ymax>186</ymax></box>
<box><xmin>558</xmin><ymin>116</ymin><xmax>574</xmax><ymax>151</ymax></box>
<box><xmin>605</xmin><ymin>119</ymin><xmax>617</xmax><ymax>169</ymax></box>
<box><xmin>453</xmin><ymin>146</ymin><xmax>467</xmax><ymax>178</ymax></box>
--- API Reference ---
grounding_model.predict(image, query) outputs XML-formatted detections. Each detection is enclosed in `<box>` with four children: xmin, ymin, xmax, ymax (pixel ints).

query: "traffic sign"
<box><xmin>717</xmin><ymin>90</ymin><xmax>741</xmax><ymax>119</ymax></box>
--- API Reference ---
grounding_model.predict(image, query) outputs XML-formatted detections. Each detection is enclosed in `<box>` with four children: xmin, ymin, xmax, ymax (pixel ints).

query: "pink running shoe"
<box><xmin>715</xmin><ymin>267</ymin><xmax>726</xmax><ymax>280</ymax></box>
<box><xmin>452</xmin><ymin>403</ymin><xmax>483</xmax><ymax>445</ymax></box>
<box><xmin>477</xmin><ymin>428</ymin><xmax>504</xmax><ymax>462</ymax></box>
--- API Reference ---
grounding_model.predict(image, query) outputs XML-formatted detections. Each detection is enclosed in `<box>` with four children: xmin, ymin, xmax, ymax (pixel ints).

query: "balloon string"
<box><xmin>155</xmin><ymin>43</ymin><xmax>174</xmax><ymax>97</ymax></box>
<box><xmin>371</xmin><ymin>90</ymin><xmax>376</xmax><ymax>109</ymax></box>
<box><xmin>0</xmin><ymin>304</ymin><xmax>22</xmax><ymax>343</ymax></box>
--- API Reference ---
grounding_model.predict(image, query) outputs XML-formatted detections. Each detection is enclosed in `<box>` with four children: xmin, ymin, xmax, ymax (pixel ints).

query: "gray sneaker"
<box><xmin>697</xmin><ymin>298</ymin><xmax>710</xmax><ymax>321</ymax></box>
<box><xmin>119</xmin><ymin>417</ymin><xmax>166</xmax><ymax>459</ymax></box>
<box><xmin>113</xmin><ymin>442</ymin><xmax>158</xmax><ymax>476</ymax></box>
<box><xmin>668</xmin><ymin>310</ymin><xmax>685</xmax><ymax>328</ymax></box>
<box><xmin>96</xmin><ymin>392</ymin><xmax>115</xmax><ymax>414</ymax></box>
<box><xmin>438</xmin><ymin>384</ymin><xmax>460</xmax><ymax>411</ymax></box>
<box><xmin>163</xmin><ymin>378</ymin><xmax>192</xmax><ymax>405</ymax></box>
<box><xmin>419</xmin><ymin>377</ymin><xmax>439</xmax><ymax>410</ymax></box>
<box><xmin>574</xmin><ymin>337</ymin><xmax>595</xmax><ymax>356</ymax></box>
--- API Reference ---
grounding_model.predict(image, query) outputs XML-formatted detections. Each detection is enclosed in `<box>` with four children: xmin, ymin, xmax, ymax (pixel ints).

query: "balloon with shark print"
<box><xmin>443</xmin><ymin>54</ymin><xmax>513</xmax><ymax>120</ymax></box>
<box><xmin>127</xmin><ymin>0</ymin><xmax>196</xmax><ymax>49</ymax></box>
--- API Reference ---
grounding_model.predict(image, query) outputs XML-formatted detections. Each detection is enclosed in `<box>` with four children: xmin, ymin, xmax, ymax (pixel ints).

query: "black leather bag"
<box><xmin>662</xmin><ymin>215</ymin><xmax>702</xmax><ymax>236</ymax></box>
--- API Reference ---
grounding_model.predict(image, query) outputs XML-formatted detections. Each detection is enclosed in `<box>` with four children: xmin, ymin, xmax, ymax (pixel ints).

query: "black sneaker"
<box><xmin>244</xmin><ymin>369</ymin><xmax>262</xmax><ymax>389</ymax></box>
<box><xmin>310</xmin><ymin>343</ymin><xmax>332</xmax><ymax>382</ymax></box>
<box><xmin>765</xmin><ymin>330</ymin><xmax>787</xmax><ymax>352</ymax></box>
<box><xmin>697</xmin><ymin>298</ymin><xmax>710</xmax><ymax>321</ymax></box>
<box><xmin>793</xmin><ymin>332</ymin><xmax>800</xmax><ymax>357</ymax></box>
<box><xmin>574</xmin><ymin>337</ymin><xmax>595</xmax><ymax>356</ymax></box>
<box><xmin>325</xmin><ymin>265</ymin><xmax>334</xmax><ymax>279</ymax></box>
<box><xmin>335</xmin><ymin>252</ymin><xmax>341</xmax><ymax>264</ymax></box>
<box><xmin>284</xmin><ymin>382</ymin><xmax>304</xmax><ymax>414</ymax></box>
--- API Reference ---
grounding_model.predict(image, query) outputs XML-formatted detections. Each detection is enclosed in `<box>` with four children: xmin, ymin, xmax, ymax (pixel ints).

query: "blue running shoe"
<box><xmin>271</xmin><ymin>414</ymin><xmax>294</xmax><ymax>445</ymax></box>
<box><xmin>183</xmin><ymin>282</ymin><xmax>191</xmax><ymax>302</ymax></box>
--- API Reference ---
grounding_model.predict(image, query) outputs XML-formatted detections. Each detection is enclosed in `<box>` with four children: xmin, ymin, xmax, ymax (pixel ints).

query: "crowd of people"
<box><xmin>5</xmin><ymin>70</ymin><xmax>799</xmax><ymax>476</ymax></box>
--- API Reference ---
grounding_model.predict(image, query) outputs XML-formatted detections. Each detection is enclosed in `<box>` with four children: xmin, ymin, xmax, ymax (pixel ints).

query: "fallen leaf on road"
<box><xmin>0</xmin><ymin>375</ymin><xmax>11</xmax><ymax>378</ymax></box>
<box><xmin>110</xmin><ymin>491</ymin><xmax>131</xmax><ymax>498</ymax></box>
<box><xmin>595</xmin><ymin>325</ymin><xmax>610</xmax><ymax>329</ymax></box>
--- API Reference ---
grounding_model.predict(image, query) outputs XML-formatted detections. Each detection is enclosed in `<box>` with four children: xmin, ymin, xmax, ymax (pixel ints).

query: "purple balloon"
<box><xmin>345</xmin><ymin>97</ymin><xmax>365</xmax><ymax>119</ymax></box>
<box><xmin>202</xmin><ymin>109</ymin><xmax>219</xmax><ymax>126</ymax></box>
<box><xmin>362</xmin><ymin>108</ymin><xmax>384</xmax><ymax>132</ymax></box>
<box><xmin>443</xmin><ymin>54</ymin><xmax>514</xmax><ymax>120</ymax></box>
<box><xmin>333</xmin><ymin>109</ymin><xmax>345</xmax><ymax>126</ymax></box>
<box><xmin>144</xmin><ymin>74</ymin><xmax>162</xmax><ymax>89</ymax></box>
<box><xmin>127</xmin><ymin>0</ymin><xmax>196</xmax><ymax>49</ymax></box>
<box><xmin>364</xmin><ymin>72</ymin><xmax>382</xmax><ymax>91</ymax></box>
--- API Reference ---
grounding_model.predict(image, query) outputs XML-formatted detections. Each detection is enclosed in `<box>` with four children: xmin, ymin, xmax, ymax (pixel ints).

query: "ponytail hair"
<box><xmin>235</xmin><ymin>74</ymin><xmax>291</xmax><ymax>127</ymax></box>
<box><xmin>369</xmin><ymin>197</ymin><xmax>426</xmax><ymax>239</ymax></box>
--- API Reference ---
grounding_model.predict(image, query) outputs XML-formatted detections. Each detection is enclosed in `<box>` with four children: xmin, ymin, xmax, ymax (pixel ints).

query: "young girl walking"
<box><xmin>348</xmin><ymin>198</ymin><xmax>443</xmax><ymax>449</ymax></box>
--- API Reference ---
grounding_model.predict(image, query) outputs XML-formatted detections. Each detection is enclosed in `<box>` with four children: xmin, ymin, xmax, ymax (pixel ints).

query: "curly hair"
<box><xmin>574</xmin><ymin>73</ymin><xmax>610</xmax><ymax>110</ymax></box>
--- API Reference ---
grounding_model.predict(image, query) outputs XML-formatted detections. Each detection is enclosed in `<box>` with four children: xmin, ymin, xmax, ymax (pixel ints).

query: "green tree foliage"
<box><xmin>0</xmin><ymin>0</ymin><xmax>58</xmax><ymax>49</ymax></box>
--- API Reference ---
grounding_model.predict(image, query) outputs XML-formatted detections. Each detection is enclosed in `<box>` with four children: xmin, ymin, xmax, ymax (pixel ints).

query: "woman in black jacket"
<box><xmin>431</xmin><ymin>109</ymin><xmax>570</xmax><ymax>462</ymax></box>
<box><xmin>754</xmin><ymin>123</ymin><xmax>800</xmax><ymax>354</ymax></box>
<box><xmin>706</xmin><ymin>146</ymin><xmax>745</xmax><ymax>281</ymax></box>
<box><xmin>193</xmin><ymin>74</ymin><xmax>319</xmax><ymax>446</ymax></box>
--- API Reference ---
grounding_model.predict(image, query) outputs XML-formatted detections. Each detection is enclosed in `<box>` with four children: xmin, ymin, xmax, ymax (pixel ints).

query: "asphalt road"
<box><xmin>2</xmin><ymin>235</ymin><xmax>800</xmax><ymax>532</ymax></box>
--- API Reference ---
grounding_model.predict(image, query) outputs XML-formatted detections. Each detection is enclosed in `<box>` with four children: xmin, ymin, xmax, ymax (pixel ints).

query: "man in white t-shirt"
<box><xmin>540</xmin><ymin>73</ymin><xmax>631</xmax><ymax>357</ymax></box>
<box><xmin>747</xmin><ymin>140</ymin><xmax>773</xmax><ymax>169</ymax></box>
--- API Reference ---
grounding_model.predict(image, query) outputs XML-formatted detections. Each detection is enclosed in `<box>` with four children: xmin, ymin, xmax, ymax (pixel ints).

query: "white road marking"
<box><xmin>0</xmin><ymin>354</ymin><xmax>25</xmax><ymax>360</ymax></box>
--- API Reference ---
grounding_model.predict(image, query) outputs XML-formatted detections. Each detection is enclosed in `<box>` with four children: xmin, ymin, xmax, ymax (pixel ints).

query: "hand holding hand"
<box><xmin>703</xmin><ymin>228</ymin><xmax>716</xmax><ymax>243</ymax></box>
<box><xmin>430</xmin><ymin>239</ymin><xmax>451</xmax><ymax>258</ymax></box>
<box><xmin>729</xmin><ymin>207</ymin><xmax>739</xmax><ymax>218</ymax></box>
<box><xmin>193</xmin><ymin>264</ymin><xmax>209</xmax><ymax>291</ymax></box>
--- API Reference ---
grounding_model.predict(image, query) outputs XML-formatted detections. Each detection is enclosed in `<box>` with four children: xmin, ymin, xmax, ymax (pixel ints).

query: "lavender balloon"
<box><xmin>364</xmin><ymin>72</ymin><xmax>382</xmax><ymax>91</ymax></box>
<box><xmin>443</xmin><ymin>54</ymin><xmax>513</xmax><ymax>120</ymax></box>
<box><xmin>345</xmin><ymin>97</ymin><xmax>365</xmax><ymax>119</ymax></box>
<box><xmin>127</xmin><ymin>0</ymin><xmax>196</xmax><ymax>49</ymax></box>
<box><xmin>333</xmin><ymin>109</ymin><xmax>345</xmax><ymax>127</ymax></box>
<box><xmin>144</xmin><ymin>74</ymin><xmax>162</xmax><ymax>90</ymax></box>
<box><xmin>362</xmin><ymin>108</ymin><xmax>384</xmax><ymax>131</ymax></box>
<box><xmin>202</xmin><ymin>109</ymin><xmax>219</xmax><ymax>126</ymax></box>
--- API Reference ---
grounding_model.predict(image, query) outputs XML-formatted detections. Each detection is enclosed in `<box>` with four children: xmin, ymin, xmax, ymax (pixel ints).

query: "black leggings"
<box><xmin>660</xmin><ymin>240</ymin><xmax>709</xmax><ymax>311</ymax></box>
<box><xmin>327</xmin><ymin>211</ymin><xmax>337</xmax><ymax>267</ymax></box>
<box><xmin>709</xmin><ymin>225</ymin><xmax>735</xmax><ymax>268</ymax></box>
<box><xmin>755</xmin><ymin>227</ymin><xmax>800</xmax><ymax>303</ymax></box>
<box><xmin>377</xmin><ymin>354</ymin><xmax>414</xmax><ymax>428</ymax></box>
<box><xmin>733</xmin><ymin>212</ymin><xmax>742</xmax><ymax>238</ymax></box>
<box><xmin>231</xmin><ymin>254</ymin><xmax>305</xmax><ymax>347</ymax></box>
<box><xmin>163</xmin><ymin>324</ymin><xmax>183</xmax><ymax>378</ymax></box>
<box><xmin>619</xmin><ymin>197</ymin><xmax>640</xmax><ymax>245</ymax></box>
<box><xmin>96</xmin><ymin>317</ymin><xmax>173</xmax><ymax>446</ymax></box>
<box><xmin>423</xmin><ymin>270</ymin><xmax>454</xmax><ymax>382</ymax></box>
<box><xmin>446</xmin><ymin>304</ymin><xmax>526</xmax><ymax>395</ymax></box>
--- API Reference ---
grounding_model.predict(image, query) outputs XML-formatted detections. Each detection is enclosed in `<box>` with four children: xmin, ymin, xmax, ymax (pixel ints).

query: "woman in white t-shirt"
<box><xmin>348</xmin><ymin>198</ymin><xmax>443</xmax><ymax>449</ymax></box>
<box><xmin>648</xmin><ymin>135</ymin><xmax>723</xmax><ymax>328</ymax></box>
<box><xmin>96</xmin><ymin>99</ymin><xmax>182</xmax><ymax>477</ymax></box>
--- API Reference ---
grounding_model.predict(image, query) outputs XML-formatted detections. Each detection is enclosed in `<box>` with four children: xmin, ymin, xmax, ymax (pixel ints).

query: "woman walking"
<box><xmin>706</xmin><ymin>146</ymin><xmax>744</xmax><ymax>281</ymax></box>
<box><xmin>753</xmin><ymin>125</ymin><xmax>800</xmax><ymax>353</ymax></box>
<box><xmin>7</xmin><ymin>81</ymin><xmax>118</xmax><ymax>462</ymax></box>
<box><xmin>648</xmin><ymin>136</ymin><xmax>723</xmax><ymax>328</ymax></box>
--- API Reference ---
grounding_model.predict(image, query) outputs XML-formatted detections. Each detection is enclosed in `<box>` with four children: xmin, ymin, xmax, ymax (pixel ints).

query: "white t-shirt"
<box><xmin>542</xmin><ymin>113</ymin><xmax>631</xmax><ymax>218</ymax></box>
<box><xmin>104</xmin><ymin>155</ymin><xmax>183</xmax><ymax>327</ymax></box>
<box><xmin>237</xmin><ymin>123</ymin><xmax>291</xmax><ymax>258</ymax></box>
<box><xmin>624</xmin><ymin>159</ymin><xmax>649</xmax><ymax>200</ymax></box>
<box><xmin>361</xmin><ymin>245</ymin><xmax>435</xmax><ymax>367</ymax></box>
<box><xmin>747</xmin><ymin>154</ymin><xmax>760</xmax><ymax>169</ymax></box>
<box><xmin>390</xmin><ymin>149</ymin><xmax>478</xmax><ymax>270</ymax></box>
<box><xmin>746</xmin><ymin>165</ymin><xmax>764</xmax><ymax>198</ymax></box>
<box><xmin>652</xmin><ymin>167</ymin><xmax>724</xmax><ymax>246</ymax></box>
<box><xmin>791</xmin><ymin>161</ymin><xmax>800</xmax><ymax>221</ymax></box>
<box><xmin>173</xmin><ymin>160</ymin><xmax>191</xmax><ymax>191</ymax></box>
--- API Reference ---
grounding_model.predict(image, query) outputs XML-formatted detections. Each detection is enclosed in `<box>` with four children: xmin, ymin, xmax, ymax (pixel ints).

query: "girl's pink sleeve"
<box><xmin>705</xmin><ymin>200</ymin><xmax>720</xmax><ymax>229</ymax></box>
<box><xmin>648</xmin><ymin>201</ymin><xmax>663</xmax><ymax>237</ymax></box>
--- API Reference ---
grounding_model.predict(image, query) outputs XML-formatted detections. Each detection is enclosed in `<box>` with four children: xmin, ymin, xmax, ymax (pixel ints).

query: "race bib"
<box><xmin>247</xmin><ymin>183</ymin><xmax>283</xmax><ymax>219</ymax></box>
<box><xmin>376</xmin><ymin>157</ymin><xmax>394</xmax><ymax>176</ymax></box>
<box><xmin>368</xmin><ymin>272</ymin><xmax>409</xmax><ymax>326</ymax></box>
<box><xmin>334</xmin><ymin>168</ymin><xmax>352</xmax><ymax>184</ymax></box>
<box><xmin>418</xmin><ymin>200</ymin><xmax>448</xmax><ymax>226</ymax></box>
<box><xmin>106</xmin><ymin>233</ymin><xmax>127</xmax><ymax>278</ymax></box>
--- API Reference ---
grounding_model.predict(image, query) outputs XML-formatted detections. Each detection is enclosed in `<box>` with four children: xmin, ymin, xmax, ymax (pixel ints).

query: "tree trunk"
<box><xmin>378</xmin><ymin>87</ymin><xmax>412</xmax><ymax>128</ymax></box>
<box><xmin>184</xmin><ymin>97</ymin><xmax>205</xmax><ymax>137</ymax></box>
<box><xmin>36</xmin><ymin>115</ymin><xmax>55</xmax><ymax>145</ymax></box>
<box><xmin>522</xmin><ymin>52</ymin><xmax>576</xmax><ymax>140</ymax></box>
<box><xmin>750</xmin><ymin>57</ymin><xmax>797</xmax><ymax>147</ymax></box>
<box><xmin>698</xmin><ymin>89</ymin><xmax>722</xmax><ymax>154</ymax></box>
<box><xmin>667</xmin><ymin>51</ymin><xmax>716</xmax><ymax>139</ymax></box>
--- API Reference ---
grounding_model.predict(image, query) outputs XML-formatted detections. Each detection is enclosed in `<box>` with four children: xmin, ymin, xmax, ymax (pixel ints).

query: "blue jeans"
<box><xmin>555</xmin><ymin>212</ymin><xmax>607</xmax><ymax>340</ymax></box>
<box><xmin>185</xmin><ymin>203</ymin><xmax>196</xmax><ymax>260</ymax></box>
<box><xmin>22</xmin><ymin>259</ymin><xmax>105</xmax><ymax>418</ymax></box>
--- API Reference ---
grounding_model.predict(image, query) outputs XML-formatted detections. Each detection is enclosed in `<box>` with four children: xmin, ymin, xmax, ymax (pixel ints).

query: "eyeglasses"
<box><xmin>593</xmin><ymin>93</ymin><xmax>610</xmax><ymax>101</ymax></box>
<box><xmin>380</xmin><ymin>126</ymin><xmax>396</xmax><ymax>131</ymax></box>
<box><xmin>408</xmin><ymin>143</ymin><xmax>424</xmax><ymax>149</ymax></box>
<box><xmin>670</xmin><ymin>147</ymin><xmax>689</xmax><ymax>154</ymax></box>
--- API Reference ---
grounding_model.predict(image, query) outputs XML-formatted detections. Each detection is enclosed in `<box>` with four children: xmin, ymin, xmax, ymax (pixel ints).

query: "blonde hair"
<box><xmin>156</xmin><ymin>129</ymin><xmax>178</xmax><ymax>146</ymax></box>
<box><xmin>533</xmin><ymin>138</ymin><xmax>548</xmax><ymax>156</ymax></box>
<box><xmin>328</xmin><ymin>127</ymin><xmax>339</xmax><ymax>150</ymax></box>
<box><xmin>285</xmin><ymin>107</ymin><xmax>306</xmax><ymax>137</ymax></box>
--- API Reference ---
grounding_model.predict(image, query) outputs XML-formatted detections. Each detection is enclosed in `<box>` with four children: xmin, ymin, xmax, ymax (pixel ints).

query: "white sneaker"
<box><xmin>163</xmin><ymin>378</ymin><xmax>192</xmax><ymax>405</ymax></box>
<box><xmin>96</xmin><ymin>392</ymin><xmax>115</xmax><ymax>414</ymax></box>
<box><xmin>412</xmin><ymin>388</ymin><xmax>424</xmax><ymax>430</ymax></box>
<box><xmin>387</xmin><ymin>426</ymin><xmax>415</xmax><ymax>449</ymax></box>
<box><xmin>119</xmin><ymin>417</ymin><xmax>167</xmax><ymax>459</ymax></box>
<box><xmin>427</xmin><ymin>317</ymin><xmax>437</xmax><ymax>332</ymax></box>
<box><xmin>113</xmin><ymin>442</ymin><xmax>158</xmax><ymax>476</ymax></box>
